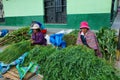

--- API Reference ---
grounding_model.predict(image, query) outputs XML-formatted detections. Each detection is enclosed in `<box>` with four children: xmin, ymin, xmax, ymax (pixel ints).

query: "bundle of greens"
<box><xmin>23</xmin><ymin>45</ymin><xmax>56</xmax><ymax>73</ymax></box>
<box><xmin>63</xmin><ymin>34</ymin><xmax>77</xmax><ymax>46</ymax></box>
<box><xmin>68</xmin><ymin>29</ymin><xmax>79</xmax><ymax>37</ymax></box>
<box><xmin>0</xmin><ymin>27</ymin><xmax>30</xmax><ymax>46</ymax></box>
<box><xmin>43</xmin><ymin>45</ymin><xmax>119</xmax><ymax>80</ymax></box>
<box><xmin>96</xmin><ymin>28</ymin><xmax>117</xmax><ymax>62</ymax></box>
<box><xmin>0</xmin><ymin>41</ymin><xmax>32</xmax><ymax>63</ymax></box>
<box><xmin>63</xmin><ymin>30</ymin><xmax>79</xmax><ymax>46</ymax></box>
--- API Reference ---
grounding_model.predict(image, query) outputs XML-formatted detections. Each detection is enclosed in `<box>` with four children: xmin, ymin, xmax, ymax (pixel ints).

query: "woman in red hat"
<box><xmin>76</xmin><ymin>21</ymin><xmax>102</xmax><ymax>57</ymax></box>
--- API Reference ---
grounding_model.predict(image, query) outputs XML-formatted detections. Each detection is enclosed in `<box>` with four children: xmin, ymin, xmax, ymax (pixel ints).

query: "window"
<box><xmin>44</xmin><ymin>0</ymin><xmax>67</xmax><ymax>24</ymax></box>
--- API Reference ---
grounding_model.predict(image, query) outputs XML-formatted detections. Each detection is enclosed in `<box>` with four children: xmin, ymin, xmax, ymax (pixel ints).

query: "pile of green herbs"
<box><xmin>0</xmin><ymin>41</ymin><xmax>32</xmax><ymax>63</ymax></box>
<box><xmin>96</xmin><ymin>28</ymin><xmax>117</xmax><ymax>63</ymax></box>
<box><xmin>0</xmin><ymin>41</ymin><xmax>119</xmax><ymax>80</ymax></box>
<box><xmin>0</xmin><ymin>27</ymin><xmax>30</xmax><ymax>46</ymax></box>
<box><xmin>63</xmin><ymin>30</ymin><xmax>79</xmax><ymax>46</ymax></box>
<box><xmin>0</xmin><ymin>27</ymin><xmax>119</xmax><ymax>79</ymax></box>
<box><xmin>42</xmin><ymin>45</ymin><xmax>119</xmax><ymax>80</ymax></box>
<box><xmin>22</xmin><ymin>45</ymin><xmax>56</xmax><ymax>73</ymax></box>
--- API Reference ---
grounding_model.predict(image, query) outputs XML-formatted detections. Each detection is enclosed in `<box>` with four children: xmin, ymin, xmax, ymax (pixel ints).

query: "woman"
<box><xmin>76</xmin><ymin>21</ymin><xmax>102</xmax><ymax>57</ymax></box>
<box><xmin>31</xmin><ymin>24</ymin><xmax>46</xmax><ymax>45</ymax></box>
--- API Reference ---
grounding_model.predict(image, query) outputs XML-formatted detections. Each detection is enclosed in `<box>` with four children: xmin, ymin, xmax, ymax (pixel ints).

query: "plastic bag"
<box><xmin>50</xmin><ymin>33</ymin><xmax>66</xmax><ymax>48</ymax></box>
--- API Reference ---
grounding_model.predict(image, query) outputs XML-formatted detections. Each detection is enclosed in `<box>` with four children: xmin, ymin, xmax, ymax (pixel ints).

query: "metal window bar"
<box><xmin>55</xmin><ymin>0</ymin><xmax>62</xmax><ymax>12</ymax></box>
<box><xmin>44</xmin><ymin>0</ymin><xmax>66</xmax><ymax>23</ymax></box>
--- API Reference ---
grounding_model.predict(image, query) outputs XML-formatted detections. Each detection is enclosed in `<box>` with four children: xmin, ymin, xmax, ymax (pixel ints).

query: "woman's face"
<box><xmin>81</xmin><ymin>28</ymin><xmax>88</xmax><ymax>34</ymax></box>
<box><xmin>33</xmin><ymin>29</ymin><xmax>37</xmax><ymax>33</ymax></box>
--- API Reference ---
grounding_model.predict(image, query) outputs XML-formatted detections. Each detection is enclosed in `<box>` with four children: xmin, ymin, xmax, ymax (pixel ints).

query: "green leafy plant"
<box><xmin>43</xmin><ymin>45</ymin><xmax>119</xmax><ymax>80</ymax></box>
<box><xmin>0</xmin><ymin>41</ymin><xmax>32</xmax><ymax>63</ymax></box>
<box><xmin>68</xmin><ymin>29</ymin><xmax>79</xmax><ymax>37</ymax></box>
<box><xmin>23</xmin><ymin>45</ymin><xmax>56</xmax><ymax>74</ymax></box>
<box><xmin>0</xmin><ymin>27</ymin><xmax>30</xmax><ymax>46</ymax></box>
<box><xmin>63</xmin><ymin>34</ymin><xmax>77</xmax><ymax>46</ymax></box>
<box><xmin>96</xmin><ymin>28</ymin><xmax>117</xmax><ymax>63</ymax></box>
<box><xmin>63</xmin><ymin>30</ymin><xmax>79</xmax><ymax>46</ymax></box>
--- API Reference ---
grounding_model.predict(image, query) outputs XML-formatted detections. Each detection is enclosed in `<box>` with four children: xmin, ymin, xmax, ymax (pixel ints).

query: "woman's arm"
<box><xmin>87</xmin><ymin>32</ymin><xmax>99</xmax><ymax>50</ymax></box>
<box><xmin>33</xmin><ymin>33</ymin><xmax>44</xmax><ymax>44</ymax></box>
<box><xmin>76</xmin><ymin>32</ymin><xmax>83</xmax><ymax>45</ymax></box>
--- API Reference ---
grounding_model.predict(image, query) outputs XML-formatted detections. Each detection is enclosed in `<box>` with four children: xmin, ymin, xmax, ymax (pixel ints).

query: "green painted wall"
<box><xmin>3</xmin><ymin>16</ymin><xmax>44</xmax><ymax>26</ymax></box>
<box><xmin>3</xmin><ymin>0</ymin><xmax>44</xmax><ymax>17</ymax></box>
<box><xmin>1</xmin><ymin>13</ymin><xmax>110</xmax><ymax>30</ymax></box>
<box><xmin>1</xmin><ymin>0</ymin><xmax>112</xmax><ymax>30</ymax></box>
<box><xmin>45</xmin><ymin>13</ymin><xmax>111</xmax><ymax>30</ymax></box>
<box><xmin>3</xmin><ymin>0</ymin><xmax>112</xmax><ymax>17</ymax></box>
<box><xmin>67</xmin><ymin>0</ymin><xmax>112</xmax><ymax>14</ymax></box>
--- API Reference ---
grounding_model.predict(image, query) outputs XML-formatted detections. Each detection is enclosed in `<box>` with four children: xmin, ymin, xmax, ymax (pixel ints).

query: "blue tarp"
<box><xmin>0</xmin><ymin>52</ymin><xmax>39</xmax><ymax>80</ymax></box>
<box><xmin>50</xmin><ymin>33</ymin><xmax>66</xmax><ymax>48</ymax></box>
<box><xmin>0</xmin><ymin>52</ymin><xmax>28</xmax><ymax>74</ymax></box>
<box><xmin>0</xmin><ymin>29</ymin><xmax>9</xmax><ymax>37</ymax></box>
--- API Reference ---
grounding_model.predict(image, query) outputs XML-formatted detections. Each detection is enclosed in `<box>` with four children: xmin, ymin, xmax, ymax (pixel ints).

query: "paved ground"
<box><xmin>111</xmin><ymin>12</ymin><xmax>120</xmax><ymax>29</ymax></box>
<box><xmin>111</xmin><ymin>0</ymin><xmax>120</xmax><ymax>35</ymax></box>
<box><xmin>0</xmin><ymin>26</ymin><xmax>71</xmax><ymax>34</ymax></box>
<box><xmin>112</xmin><ymin>1</ymin><xmax>120</xmax><ymax>72</ymax></box>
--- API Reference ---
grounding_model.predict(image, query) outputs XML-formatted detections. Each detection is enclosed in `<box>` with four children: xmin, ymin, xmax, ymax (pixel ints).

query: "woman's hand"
<box><xmin>30</xmin><ymin>39</ymin><xmax>34</xmax><ymax>43</ymax></box>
